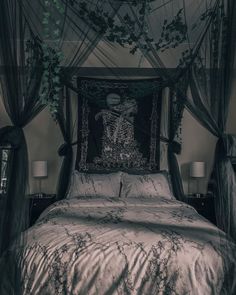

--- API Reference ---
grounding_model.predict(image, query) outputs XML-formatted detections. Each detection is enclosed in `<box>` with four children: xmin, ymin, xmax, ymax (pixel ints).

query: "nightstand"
<box><xmin>29</xmin><ymin>194</ymin><xmax>56</xmax><ymax>226</ymax></box>
<box><xmin>186</xmin><ymin>194</ymin><xmax>216</xmax><ymax>225</ymax></box>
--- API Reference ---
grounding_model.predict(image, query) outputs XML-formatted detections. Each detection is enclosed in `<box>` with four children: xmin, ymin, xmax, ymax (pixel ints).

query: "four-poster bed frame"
<box><xmin>0</xmin><ymin>0</ymin><xmax>236</xmax><ymax>293</ymax></box>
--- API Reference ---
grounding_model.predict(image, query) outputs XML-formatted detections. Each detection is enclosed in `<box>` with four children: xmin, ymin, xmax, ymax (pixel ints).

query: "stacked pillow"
<box><xmin>120</xmin><ymin>172</ymin><xmax>175</xmax><ymax>199</ymax></box>
<box><xmin>66</xmin><ymin>171</ymin><xmax>122</xmax><ymax>198</ymax></box>
<box><xmin>67</xmin><ymin>170</ymin><xmax>175</xmax><ymax>200</ymax></box>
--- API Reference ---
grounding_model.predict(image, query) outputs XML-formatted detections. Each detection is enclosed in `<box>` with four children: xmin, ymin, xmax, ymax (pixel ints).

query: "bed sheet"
<box><xmin>1</xmin><ymin>196</ymin><xmax>236</xmax><ymax>295</ymax></box>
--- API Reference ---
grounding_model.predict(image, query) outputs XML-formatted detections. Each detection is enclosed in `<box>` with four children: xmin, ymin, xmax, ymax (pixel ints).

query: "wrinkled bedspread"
<box><xmin>1</xmin><ymin>196</ymin><xmax>236</xmax><ymax>295</ymax></box>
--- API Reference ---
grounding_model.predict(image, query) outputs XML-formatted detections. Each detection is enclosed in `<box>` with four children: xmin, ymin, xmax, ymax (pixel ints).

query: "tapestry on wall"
<box><xmin>76</xmin><ymin>78</ymin><xmax>162</xmax><ymax>172</ymax></box>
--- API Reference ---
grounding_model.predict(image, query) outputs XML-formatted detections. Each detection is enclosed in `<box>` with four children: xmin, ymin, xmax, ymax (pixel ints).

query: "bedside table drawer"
<box><xmin>188</xmin><ymin>198</ymin><xmax>211</xmax><ymax>210</ymax></box>
<box><xmin>29</xmin><ymin>195</ymin><xmax>56</xmax><ymax>226</ymax></box>
<box><xmin>31</xmin><ymin>198</ymin><xmax>54</xmax><ymax>209</ymax></box>
<box><xmin>186</xmin><ymin>195</ymin><xmax>216</xmax><ymax>225</ymax></box>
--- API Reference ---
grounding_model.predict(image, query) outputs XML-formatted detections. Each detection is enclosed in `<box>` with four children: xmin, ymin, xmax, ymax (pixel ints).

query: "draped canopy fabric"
<box><xmin>20</xmin><ymin>0</ymin><xmax>219</xmax><ymax>78</ymax></box>
<box><xmin>211</xmin><ymin>135</ymin><xmax>236</xmax><ymax>238</ymax></box>
<box><xmin>187</xmin><ymin>0</ymin><xmax>236</xmax><ymax>136</ymax></box>
<box><xmin>56</xmin><ymin>87</ymin><xmax>74</xmax><ymax>200</ymax></box>
<box><xmin>22</xmin><ymin>0</ymin><xmax>122</xmax><ymax>77</ymax></box>
<box><xmin>185</xmin><ymin>0</ymin><xmax>236</xmax><ymax>238</ymax></box>
<box><xmin>168</xmin><ymin>85</ymin><xmax>187</xmax><ymax>201</ymax></box>
<box><xmin>0</xmin><ymin>1</ymin><xmax>46</xmax><ymax>292</ymax></box>
<box><xmin>0</xmin><ymin>3</ymin><xmax>235</xmax><ymax>295</ymax></box>
<box><xmin>0</xmin><ymin>0</ymin><xmax>45</xmax><ymax>251</ymax></box>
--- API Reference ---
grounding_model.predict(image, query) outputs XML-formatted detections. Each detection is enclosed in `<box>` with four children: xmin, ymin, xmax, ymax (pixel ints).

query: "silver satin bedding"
<box><xmin>2</xmin><ymin>196</ymin><xmax>236</xmax><ymax>295</ymax></box>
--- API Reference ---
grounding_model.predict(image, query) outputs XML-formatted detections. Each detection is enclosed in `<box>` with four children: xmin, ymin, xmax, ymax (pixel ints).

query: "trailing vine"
<box><xmin>73</xmin><ymin>1</ymin><xmax>188</xmax><ymax>55</ymax></box>
<box><xmin>39</xmin><ymin>0</ymin><xmax>224</xmax><ymax>118</ymax></box>
<box><xmin>72</xmin><ymin>1</ymin><xmax>216</xmax><ymax>62</ymax></box>
<box><xmin>39</xmin><ymin>0</ymin><xmax>65</xmax><ymax>120</ymax></box>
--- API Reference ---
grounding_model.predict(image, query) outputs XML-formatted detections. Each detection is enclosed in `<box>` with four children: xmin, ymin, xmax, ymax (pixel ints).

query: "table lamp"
<box><xmin>189</xmin><ymin>161</ymin><xmax>206</xmax><ymax>197</ymax></box>
<box><xmin>32</xmin><ymin>161</ymin><xmax>48</xmax><ymax>197</ymax></box>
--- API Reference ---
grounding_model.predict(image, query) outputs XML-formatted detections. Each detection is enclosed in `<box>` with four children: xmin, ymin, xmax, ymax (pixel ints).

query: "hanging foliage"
<box><xmin>39</xmin><ymin>0</ymin><xmax>222</xmax><ymax>118</ymax></box>
<box><xmin>39</xmin><ymin>0</ymin><xmax>65</xmax><ymax>120</ymax></box>
<box><xmin>71</xmin><ymin>2</ymin><xmax>188</xmax><ymax>55</ymax></box>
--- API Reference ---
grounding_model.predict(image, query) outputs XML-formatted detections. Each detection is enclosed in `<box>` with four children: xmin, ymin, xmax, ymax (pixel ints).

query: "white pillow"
<box><xmin>120</xmin><ymin>172</ymin><xmax>175</xmax><ymax>199</ymax></box>
<box><xmin>66</xmin><ymin>171</ymin><xmax>122</xmax><ymax>198</ymax></box>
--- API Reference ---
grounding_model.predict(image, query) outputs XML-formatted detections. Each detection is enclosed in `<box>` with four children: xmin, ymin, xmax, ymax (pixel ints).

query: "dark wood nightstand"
<box><xmin>186</xmin><ymin>194</ymin><xmax>216</xmax><ymax>225</ymax></box>
<box><xmin>29</xmin><ymin>194</ymin><xmax>56</xmax><ymax>226</ymax></box>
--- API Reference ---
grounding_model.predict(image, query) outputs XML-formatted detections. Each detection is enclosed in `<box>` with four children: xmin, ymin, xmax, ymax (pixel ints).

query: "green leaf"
<box><xmin>53</xmin><ymin>29</ymin><xmax>60</xmax><ymax>36</ymax></box>
<box><xmin>43</xmin><ymin>11</ymin><xmax>50</xmax><ymax>17</ymax></box>
<box><xmin>42</xmin><ymin>19</ymin><xmax>49</xmax><ymax>25</ymax></box>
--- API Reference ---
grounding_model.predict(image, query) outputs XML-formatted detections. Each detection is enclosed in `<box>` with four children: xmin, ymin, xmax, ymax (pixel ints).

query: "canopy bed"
<box><xmin>0</xmin><ymin>0</ymin><xmax>236</xmax><ymax>294</ymax></box>
<box><xmin>1</xmin><ymin>77</ymin><xmax>236</xmax><ymax>294</ymax></box>
<box><xmin>1</xmin><ymin>183</ymin><xmax>236</xmax><ymax>294</ymax></box>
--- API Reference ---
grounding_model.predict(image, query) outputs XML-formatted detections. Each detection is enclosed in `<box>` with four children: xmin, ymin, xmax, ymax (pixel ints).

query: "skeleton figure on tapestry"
<box><xmin>94</xmin><ymin>92</ymin><xmax>147</xmax><ymax>168</ymax></box>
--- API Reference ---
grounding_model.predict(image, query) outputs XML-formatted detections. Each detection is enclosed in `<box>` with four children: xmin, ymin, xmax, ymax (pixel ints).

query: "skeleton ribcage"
<box><xmin>103</xmin><ymin>112</ymin><xmax>134</xmax><ymax>144</ymax></box>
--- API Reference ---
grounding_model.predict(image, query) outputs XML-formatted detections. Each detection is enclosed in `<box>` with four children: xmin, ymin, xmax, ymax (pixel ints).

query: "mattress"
<box><xmin>1</xmin><ymin>196</ymin><xmax>236</xmax><ymax>295</ymax></box>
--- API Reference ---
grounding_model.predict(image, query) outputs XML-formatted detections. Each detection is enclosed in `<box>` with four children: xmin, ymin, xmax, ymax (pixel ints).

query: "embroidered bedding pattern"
<box><xmin>120</xmin><ymin>172</ymin><xmax>175</xmax><ymax>199</ymax></box>
<box><xmin>76</xmin><ymin>78</ymin><xmax>162</xmax><ymax>171</ymax></box>
<box><xmin>66</xmin><ymin>171</ymin><xmax>122</xmax><ymax>198</ymax></box>
<box><xmin>2</xmin><ymin>196</ymin><xmax>236</xmax><ymax>294</ymax></box>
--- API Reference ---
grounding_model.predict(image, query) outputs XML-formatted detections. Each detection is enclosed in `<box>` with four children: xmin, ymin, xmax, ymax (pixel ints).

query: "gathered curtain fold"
<box><xmin>0</xmin><ymin>127</ymin><xmax>28</xmax><ymax>253</ymax></box>
<box><xmin>0</xmin><ymin>0</ymin><xmax>45</xmax><ymax>253</ymax></box>
<box><xmin>211</xmin><ymin>135</ymin><xmax>236</xmax><ymax>238</ymax></box>
<box><xmin>186</xmin><ymin>0</ymin><xmax>236</xmax><ymax>238</ymax></box>
<box><xmin>0</xmin><ymin>1</ymin><xmax>45</xmax><ymax>293</ymax></box>
<box><xmin>167</xmin><ymin>87</ymin><xmax>186</xmax><ymax>201</ymax></box>
<box><xmin>56</xmin><ymin>87</ymin><xmax>73</xmax><ymax>200</ymax></box>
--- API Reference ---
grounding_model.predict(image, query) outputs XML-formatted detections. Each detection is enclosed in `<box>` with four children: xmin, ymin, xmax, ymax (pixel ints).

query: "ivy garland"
<box><xmin>39</xmin><ymin>0</ymin><xmax>223</xmax><ymax>118</ymax></box>
<box><xmin>39</xmin><ymin>0</ymin><xmax>65</xmax><ymax>119</ymax></box>
<box><xmin>69</xmin><ymin>1</ymin><xmax>220</xmax><ymax>73</ymax></box>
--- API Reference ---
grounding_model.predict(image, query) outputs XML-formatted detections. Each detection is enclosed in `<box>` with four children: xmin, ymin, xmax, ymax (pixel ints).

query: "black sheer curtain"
<box><xmin>56</xmin><ymin>87</ymin><xmax>73</xmax><ymax>200</ymax></box>
<box><xmin>22</xmin><ymin>1</ymin><xmax>122</xmax><ymax>79</ymax></box>
<box><xmin>212</xmin><ymin>135</ymin><xmax>236</xmax><ymax>238</ymax></box>
<box><xmin>21</xmin><ymin>1</ymin><xmax>122</xmax><ymax>199</ymax></box>
<box><xmin>0</xmin><ymin>0</ymin><xmax>44</xmax><ymax>260</ymax></box>
<box><xmin>186</xmin><ymin>0</ymin><xmax>236</xmax><ymax>238</ymax></box>
<box><xmin>167</xmin><ymin>87</ymin><xmax>186</xmax><ymax>201</ymax></box>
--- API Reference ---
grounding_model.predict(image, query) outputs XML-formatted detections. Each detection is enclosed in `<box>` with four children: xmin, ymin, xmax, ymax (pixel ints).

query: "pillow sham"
<box><xmin>66</xmin><ymin>171</ymin><xmax>122</xmax><ymax>198</ymax></box>
<box><xmin>120</xmin><ymin>171</ymin><xmax>175</xmax><ymax>199</ymax></box>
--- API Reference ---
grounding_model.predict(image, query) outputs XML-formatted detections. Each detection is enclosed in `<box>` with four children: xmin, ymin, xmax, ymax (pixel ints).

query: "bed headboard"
<box><xmin>75</xmin><ymin>77</ymin><xmax>162</xmax><ymax>173</ymax></box>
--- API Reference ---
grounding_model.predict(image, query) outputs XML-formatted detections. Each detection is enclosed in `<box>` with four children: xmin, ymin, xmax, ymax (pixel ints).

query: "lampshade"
<box><xmin>190</xmin><ymin>161</ymin><xmax>206</xmax><ymax>178</ymax></box>
<box><xmin>32</xmin><ymin>161</ymin><xmax>48</xmax><ymax>178</ymax></box>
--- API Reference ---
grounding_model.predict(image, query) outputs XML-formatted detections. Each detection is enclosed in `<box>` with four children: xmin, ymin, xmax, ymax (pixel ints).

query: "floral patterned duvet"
<box><xmin>2</xmin><ymin>196</ymin><xmax>236</xmax><ymax>295</ymax></box>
